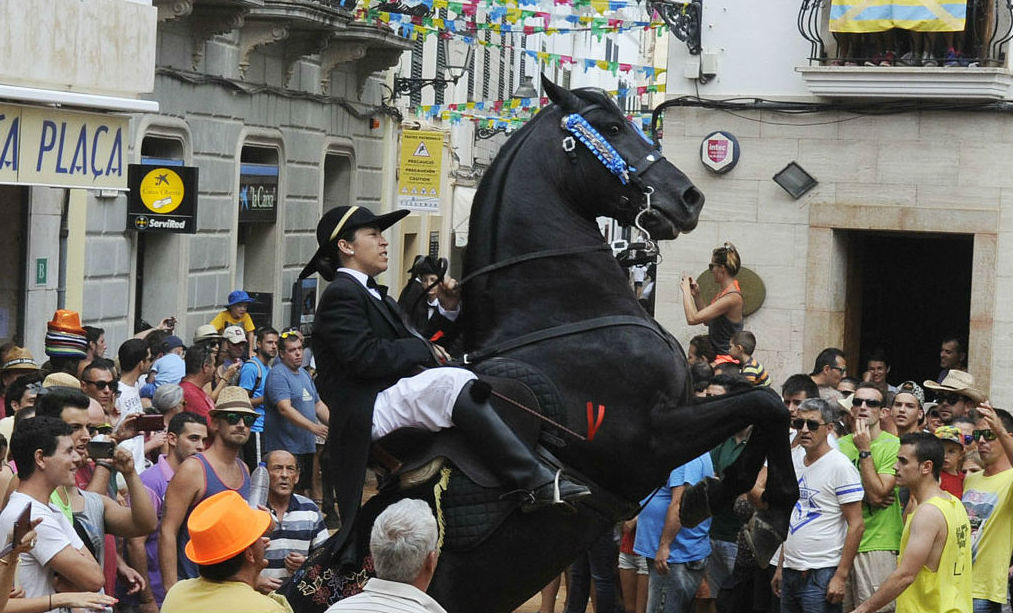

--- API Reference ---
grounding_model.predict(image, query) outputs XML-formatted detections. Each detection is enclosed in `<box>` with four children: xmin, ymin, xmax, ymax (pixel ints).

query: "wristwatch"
<box><xmin>858</xmin><ymin>450</ymin><xmax>872</xmax><ymax>460</ymax></box>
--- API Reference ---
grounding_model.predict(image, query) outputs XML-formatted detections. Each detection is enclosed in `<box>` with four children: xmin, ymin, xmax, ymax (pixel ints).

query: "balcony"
<box><xmin>797</xmin><ymin>0</ymin><xmax>1013</xmax><ymax>99</ymax></box>
<box><xmin>155</xmin><ymin>0</ymin><xmax>409</xmax><ymax>91</ymax></box>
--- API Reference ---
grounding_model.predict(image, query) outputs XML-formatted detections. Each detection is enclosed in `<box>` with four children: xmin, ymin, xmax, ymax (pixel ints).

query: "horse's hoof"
<box><xmin>679</xmin><ymin>477</ymin><xmax>716</xmax><ymax>528</ymax></box>
<box><xmin>743</xmin><ymin>512</ymin><xmax>786</xmax><ymax>569</ymax></box>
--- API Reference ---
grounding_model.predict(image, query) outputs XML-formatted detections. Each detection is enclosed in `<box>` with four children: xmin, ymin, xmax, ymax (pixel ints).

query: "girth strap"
<box><xmin>461</xmin><ymin>315</ymin><xmax>673</xmax><ymax>365</ymax></box>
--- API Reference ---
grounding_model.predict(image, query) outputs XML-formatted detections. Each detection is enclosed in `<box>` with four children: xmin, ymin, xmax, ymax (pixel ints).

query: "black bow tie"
<box><xmin>367</xmin><ymin>277</ymin><xmax>388</xmax><ymax>299</ymax></box>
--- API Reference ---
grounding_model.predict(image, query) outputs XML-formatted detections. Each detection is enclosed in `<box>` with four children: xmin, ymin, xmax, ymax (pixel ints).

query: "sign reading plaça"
<box><xmin>0</xmin><ymin>104</ymin><xmax>129</xmax><ymax>190</ymax></box>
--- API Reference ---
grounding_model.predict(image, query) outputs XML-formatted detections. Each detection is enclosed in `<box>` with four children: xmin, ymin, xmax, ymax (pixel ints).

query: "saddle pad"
<box><xmin>472</xmin><ymin>357</ymin><xmax>568</xmax><ymax>443</ymax></box>
<box><xmin>438</xmin><ymin>465</ymin><xmax>520</xmax><ymax>551</ymax></box>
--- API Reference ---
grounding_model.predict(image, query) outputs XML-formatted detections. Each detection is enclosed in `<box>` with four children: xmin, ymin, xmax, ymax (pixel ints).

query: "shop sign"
<box><xmin>397</xmin><ymin>130</ymin><xmax>443</xmax><ymax>212</ymax></box>
<box><xmin>126</xmin><ymin>164</ymin><xmax>199</xmax><ymax>234</ymax></box>
<box><xmin>700</xmin><ymin>131</ymin><xmax>740</xmax><ymax>174</ymax></box>
<box><xmin>238</xmin><ymin>163</ymin><xmax>278</xmax><ymax>223</ymax></box>
<box><xmin>0</xmin><ymin>104</ymin><xmax>129</xmax><ymax>189</ymax></box>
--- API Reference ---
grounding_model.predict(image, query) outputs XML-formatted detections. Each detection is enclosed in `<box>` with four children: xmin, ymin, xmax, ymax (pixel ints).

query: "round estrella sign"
<box><xmin>139</xmin><ymin>168</ymin><xmax>185</xmax><ymax>214</ymax></box>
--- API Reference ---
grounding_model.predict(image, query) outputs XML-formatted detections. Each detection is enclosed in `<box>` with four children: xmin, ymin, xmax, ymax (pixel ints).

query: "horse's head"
<box><xmin>541</xmin><ymin>76</ymin><xmax>703</xmax><ymax>239</ymax></box>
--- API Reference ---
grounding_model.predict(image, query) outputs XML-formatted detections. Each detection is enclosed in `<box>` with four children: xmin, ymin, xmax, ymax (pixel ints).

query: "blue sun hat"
<box><xmin>227</xmin><ymin>290</ymin><xmax>255</xmax><ymax>307</ymax></box>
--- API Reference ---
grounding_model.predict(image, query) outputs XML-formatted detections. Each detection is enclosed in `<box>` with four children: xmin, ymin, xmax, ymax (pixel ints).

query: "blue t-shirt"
<box><xmin>238</xmin><ymin>356</ymin><xmax>270</xmax><ymax>432</ymax></box>
<box><xmin>633</xmin><ymin>453</ymin><xmax>714</xmax><ymax>563</ymax></box>
<box><xmin>264</xmin><ymin>364</ymin><xmax>319</xmax><ymax>454</ymax></box>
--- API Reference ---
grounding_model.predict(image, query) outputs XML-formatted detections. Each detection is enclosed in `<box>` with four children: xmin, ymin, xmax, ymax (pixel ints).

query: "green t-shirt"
<box><xmin>838</xmin><ymin>431</ymin><xmax>903</xmax><ymax>552</ymax></box>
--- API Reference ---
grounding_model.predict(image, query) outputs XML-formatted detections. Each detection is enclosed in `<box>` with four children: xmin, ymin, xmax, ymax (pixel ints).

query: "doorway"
<box><xmin>0</xmin><ymin>186</ymin><xmax>27</xmax><ymax>344</ymax></box>
<box><xmin>846</xmin><ymin>231</ymin><xmax>973</xmax><ymax>385</ymax></box>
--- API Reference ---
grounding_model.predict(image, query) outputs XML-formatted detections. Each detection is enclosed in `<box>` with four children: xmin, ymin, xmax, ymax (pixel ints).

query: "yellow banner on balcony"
<box><xmin>830</xmin><ymin>0</ymin><xmax>966</xmax><ymax>32</ymax></box>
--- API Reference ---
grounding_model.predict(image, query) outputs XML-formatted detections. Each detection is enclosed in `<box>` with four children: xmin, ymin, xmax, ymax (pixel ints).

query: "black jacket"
<box><xmin>312</xmin><ymin>271</ymin><xmax>438</xmax><ymax>542</ymax></box>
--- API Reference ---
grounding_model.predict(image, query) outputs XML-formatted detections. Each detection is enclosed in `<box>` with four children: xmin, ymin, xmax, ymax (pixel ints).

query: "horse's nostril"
<box><xmin>682</xmin><ymin>186</ymin><xmax>704</xmax><ymax>210</ymax></box>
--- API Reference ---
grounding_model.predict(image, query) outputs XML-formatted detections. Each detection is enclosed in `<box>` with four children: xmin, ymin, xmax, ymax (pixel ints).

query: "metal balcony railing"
<box><xmin>799</xmin><ymin>0</ymin><xmax>1013</xmax><ymax>67</ymax></box>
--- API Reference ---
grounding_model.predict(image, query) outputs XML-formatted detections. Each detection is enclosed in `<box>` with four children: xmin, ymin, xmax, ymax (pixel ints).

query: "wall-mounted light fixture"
<box><xmin>772</xmin><ymin>161</ymin><xmax>818</xmax><ymax>199</ymax></box>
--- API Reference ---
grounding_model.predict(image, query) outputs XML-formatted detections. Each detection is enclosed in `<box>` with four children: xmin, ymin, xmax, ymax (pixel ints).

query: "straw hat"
<box><xmin>211</xmin><ymin>386</ymin><xmax>258</xmax><ymax>415</ymax></box>
<box><xmin>42</xmin><ymin>372</ymin><xmax>81</xmax><ymax>388</ymax></box>
<box><xmin>1</xmin><ymin>347</ymin><xmax>39</xmax><ymax>374</ymax></box>
<box><xmin>184</xmin><ymin>490</ymin><xmax>271</xmax><ymax>565</ymax></box>
<box><xmin>192</xmin><ymin>324</ymin><xmax>223</xmax><ymax>344</ymax></box>
<box><xmin>923</xmin><ymin>370</ymin><xmax>986</xmax><ymax>404</ymax></box>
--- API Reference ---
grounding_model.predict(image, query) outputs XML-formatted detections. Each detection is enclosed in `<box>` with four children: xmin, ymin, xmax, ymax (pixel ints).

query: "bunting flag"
<box><xmin>363</xmin><ymin>7</ymin><xmax>666</xmax><ymax>38</ymax></box>
<box><xmin>414</xmin><ymin>83</ymin><xmax>667</xmax><ymax>122</ymax></box>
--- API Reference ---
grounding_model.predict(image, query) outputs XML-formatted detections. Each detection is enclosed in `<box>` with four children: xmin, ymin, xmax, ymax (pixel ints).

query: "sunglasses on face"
<box><xmin>973</xmin><ymin>429</ymin><xmax>998</xmax><ymax>442</ymax></box>
<box><xmin>962</xmin><ymin>434</ymin><xmax>975</xmax><ymax>445</ymax></box>
<box><xmin>217</xmin><ymin>412</ymin><xmax>256</xmax><ymax>427</ymax></box>
<box><xmin>853</xmin><ymin>397</ymin><xmax>882</xmax><ymax>408</ymax></box>
<box><xmin>87</xmin><ymin>425</ymin><xmax>113</xmax><ymax>436</ymax></box>
<box><xmin>839</xmin><ymin>390</ymin><xmax>854</xmax><ymax>398</ymax></box>
<box><xmin>791</xmin><ymin>418</ymin><xmax>825</xmax><ymax>431</ymax></box>
<box><xmin>85</xmin><ymin>379</ymin><xmax>118</xmax><ymax>391</ymax></box>
<box><xmin>939</xmin><ymin>393</ymin><xmax>965</xmax><ymax>405</ymax></box>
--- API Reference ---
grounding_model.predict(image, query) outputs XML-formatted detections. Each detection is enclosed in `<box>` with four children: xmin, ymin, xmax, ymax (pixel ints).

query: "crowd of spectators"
<box><xmin>0</xmin><ymin>279</ymin><xmax>1006</xmax><ymax>613</ymax></box>
<box><xmin>0</xmin><ymin>292</ymin><xmax>332</xmax><ymax>613</ymax></box>
<box><xmin>562</xmin><ymin>332</ymin><xmax>998</xmax><ymax>613</ymax></box>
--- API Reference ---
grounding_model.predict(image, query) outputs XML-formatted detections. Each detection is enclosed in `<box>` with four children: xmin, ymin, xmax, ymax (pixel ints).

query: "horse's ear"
<box><xmin>542</xmin><ymin>74</ymin><xmax>582</xmax><ymax>113</ymax></box>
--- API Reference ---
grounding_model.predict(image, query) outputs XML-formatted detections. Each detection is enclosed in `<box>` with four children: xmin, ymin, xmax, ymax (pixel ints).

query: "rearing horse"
<box><xmin>280</xmin><ymin>77</ymin><xmax>798</xmax><ymax>612</ymax></box>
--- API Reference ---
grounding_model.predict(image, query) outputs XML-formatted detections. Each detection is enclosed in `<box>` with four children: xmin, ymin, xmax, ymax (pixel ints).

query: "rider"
<box><xmin>299</xmin><ymin>206</ymin><xmax>590</xmax><ymax>535</ymax></box>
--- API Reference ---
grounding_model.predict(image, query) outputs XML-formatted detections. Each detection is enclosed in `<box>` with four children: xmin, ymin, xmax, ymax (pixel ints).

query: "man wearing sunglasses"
<box><xmin>924</xmin><ymin>370</ymin><xmax>985</xmax><ymax>425</ymax></box>
<box><xmin>772</xmin><ymin>398</ymin><xmax>864</xmax><ymax>613</ymax></box>
<box><xmin>159</xmin><ymin>387</ymin><xmax>255</xmax><ymax>595</ymax></box>
<box><xmin>837</xmin><ymin>383</ymin><xmax>902</xmax><ymax>613</ymax></box>
<box><xmin>961</xmin><ymin>403</ymin><xmax>1013</xmax><ymax>613</ymax></box>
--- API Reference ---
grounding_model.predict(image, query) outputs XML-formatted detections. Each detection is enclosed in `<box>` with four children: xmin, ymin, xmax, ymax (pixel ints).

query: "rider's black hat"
<box><xmin>298</xmin><ymin>205</ymin><xmax>410</xmax><ymax>280</ymax></box>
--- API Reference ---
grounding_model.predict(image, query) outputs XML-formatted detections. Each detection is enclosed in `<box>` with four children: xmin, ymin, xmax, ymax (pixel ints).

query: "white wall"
<box><xmin>666</xmin><ymin>0</ymin><xmax>814</xmax><ymax>98</ymax></box>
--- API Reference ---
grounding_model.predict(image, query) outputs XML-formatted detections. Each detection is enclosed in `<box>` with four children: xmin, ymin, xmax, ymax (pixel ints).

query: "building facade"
<box><xmin>653</xmin><ymin>0</ymin><xmax>1013</xmax><ymax>402</ymax></box>
<box><xmin>1</xmin><ymin>0</ymin><xmax>410</xmax><ymax>357</ymax></box>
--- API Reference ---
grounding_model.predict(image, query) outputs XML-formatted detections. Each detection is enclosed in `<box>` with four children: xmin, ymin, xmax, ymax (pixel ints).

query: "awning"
<box><xmin>452</xmin><ymin>185</ymin><xmax>476</xmax><ymax>247</ymax></box>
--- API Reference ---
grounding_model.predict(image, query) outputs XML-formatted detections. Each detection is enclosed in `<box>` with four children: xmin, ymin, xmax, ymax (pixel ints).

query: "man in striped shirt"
<box><xmin>262</xmin><ymin>450</ymin><xmax>330</xmax><ymax>586</ymax></box>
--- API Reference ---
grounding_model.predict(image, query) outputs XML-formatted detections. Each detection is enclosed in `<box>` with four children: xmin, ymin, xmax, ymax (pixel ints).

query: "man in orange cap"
<box><xmin>161</xmin><ymin>490</ymin><xmax>292</xmax><ymax>613</ymax></box>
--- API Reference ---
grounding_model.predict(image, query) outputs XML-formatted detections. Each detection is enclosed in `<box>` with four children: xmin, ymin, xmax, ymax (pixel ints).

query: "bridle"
<box><xmin>560</xmin><ymin>104</ymin><xmax>665</xmax><ymax>263</ymax></box>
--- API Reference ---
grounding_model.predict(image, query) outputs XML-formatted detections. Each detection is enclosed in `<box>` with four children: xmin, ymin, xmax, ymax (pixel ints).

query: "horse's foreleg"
<box><xmin>675</xmin><ymin>390</ymin><xmax>799</xmax><ymax>563</ymax></box>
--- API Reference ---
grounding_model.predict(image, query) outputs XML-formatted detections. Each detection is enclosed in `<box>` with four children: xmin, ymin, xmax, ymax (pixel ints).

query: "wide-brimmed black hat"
<box><xmin>299</xmin><ymin>205</ymin><xmax>410</xmax><ymax>280</ymax></box>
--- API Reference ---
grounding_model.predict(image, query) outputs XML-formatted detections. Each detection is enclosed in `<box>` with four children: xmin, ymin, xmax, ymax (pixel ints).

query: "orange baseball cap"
<box><xmin>184</xmin><ymin>491</ymin><xmax>272</xmax><ymax>565</ymax></box>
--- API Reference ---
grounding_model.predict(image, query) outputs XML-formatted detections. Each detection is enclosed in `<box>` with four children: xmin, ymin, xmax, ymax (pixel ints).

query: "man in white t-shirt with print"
<box><xmin>0</xmin><ymin>415</ymin><xmax>106</xmax><ymax>607</ymax></box>
<box><xmin>773</xmin><ymin>398</ymin><xmax>865</xmax><ymax>613</ymax></box>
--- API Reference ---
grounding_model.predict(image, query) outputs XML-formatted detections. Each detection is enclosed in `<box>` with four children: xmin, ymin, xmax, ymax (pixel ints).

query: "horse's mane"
<box><xmin>465</xmin><ymin>87</ymin><xmax>623</xmax><ymax>276</ymax></box>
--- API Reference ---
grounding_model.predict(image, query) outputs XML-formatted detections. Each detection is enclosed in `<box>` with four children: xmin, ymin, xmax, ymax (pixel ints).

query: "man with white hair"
<box><xmin>325</xmin><ymin>498</ymin><xmax>445</xmax><ymax>613</ymax></box>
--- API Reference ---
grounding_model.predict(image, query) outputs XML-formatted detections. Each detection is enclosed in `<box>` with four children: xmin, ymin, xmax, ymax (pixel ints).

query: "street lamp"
<box><xmin>475</xmin><ymin>76</ymin><xmax>540</xmax><ymax>140</ymax></box>
<box><xmin>393</xmin><ymin>42</ymin><xmax>474</xmax><ymax>99</ymax></box>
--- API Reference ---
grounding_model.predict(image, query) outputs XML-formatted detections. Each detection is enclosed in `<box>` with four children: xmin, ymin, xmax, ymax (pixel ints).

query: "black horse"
<box><xmin>280</xmin><ymin>77</ymin><xmax>798</xmax><ymax>612</ymax></box>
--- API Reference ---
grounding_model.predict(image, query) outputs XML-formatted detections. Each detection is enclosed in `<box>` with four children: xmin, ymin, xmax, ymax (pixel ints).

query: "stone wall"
<box><xmin>79</xmin><ymin>18</ymin><xmax>389</xmax><ymax>349</ymax></box>
<box><xmin>656</xmin><ymin>106</ymin><xmax>1013</xmax><ymax>404</ymax></box>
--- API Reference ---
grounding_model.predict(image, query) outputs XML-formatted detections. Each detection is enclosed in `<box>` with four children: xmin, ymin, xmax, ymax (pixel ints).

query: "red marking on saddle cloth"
<box><xmin>430</xmin><ymin>331</ymin><xmax>444</xmax><ymax>342</ymax></box>
<box><xmin>586</xmin><ymin>402</ymin><xmax>605</xmax><ymax>440</ymax></box>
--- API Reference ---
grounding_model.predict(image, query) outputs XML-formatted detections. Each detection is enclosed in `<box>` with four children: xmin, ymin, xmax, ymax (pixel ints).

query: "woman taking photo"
<box><xmin>681</xmin><ymin>242</ymin><xmax>744</xmax><ymax>359</ymax></box>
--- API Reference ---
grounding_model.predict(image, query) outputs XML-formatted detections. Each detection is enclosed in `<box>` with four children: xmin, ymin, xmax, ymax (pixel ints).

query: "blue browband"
<box><xmin>560</xmin><ymin>113</ymin><xmax>663</xmax><ymax>189</ymax></box>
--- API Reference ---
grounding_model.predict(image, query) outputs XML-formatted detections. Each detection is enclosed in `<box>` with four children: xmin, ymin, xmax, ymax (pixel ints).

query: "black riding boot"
<box><xmin>452</xmin><ymin>380</ymin><xmax>590</xmax><ymax>511</ymax></box>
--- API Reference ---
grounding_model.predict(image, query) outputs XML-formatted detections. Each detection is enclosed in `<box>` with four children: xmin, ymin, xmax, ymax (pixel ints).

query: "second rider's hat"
<box><xmin>299</xmin><ymin>205</ymin><xmax>409</xmax><ymax>280</ymax></box>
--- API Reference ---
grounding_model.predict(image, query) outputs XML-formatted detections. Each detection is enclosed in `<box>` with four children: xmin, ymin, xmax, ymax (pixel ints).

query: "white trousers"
<box><xmin>370</xmin><ymin>367</ymin><xmax>477</xmax><ymax>441</ymax></box>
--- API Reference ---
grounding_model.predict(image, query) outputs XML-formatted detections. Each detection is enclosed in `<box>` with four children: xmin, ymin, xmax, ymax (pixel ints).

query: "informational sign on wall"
<box><xmin>238</xmin><ymin>163</ymin><xmax>278</xmax><ymax>223</ymax></box>
<box><xmin>0</xmin><ymin>104</ymin><xmax>130</xmax><ymax>189</ymax></box>
<box><xmin>397</xmin><ymin>130</ymin><xmax>443</xmax><ymax>212</ymax></box>
<box><xmin>126</xmin><ymin>164</ymin><xmax>199</xmax><ymax>234</ymax></box>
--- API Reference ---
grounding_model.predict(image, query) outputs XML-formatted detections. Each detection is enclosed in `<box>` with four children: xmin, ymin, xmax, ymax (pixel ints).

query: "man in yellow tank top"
<box><xmin>853</xmin><ymin>433</ymin><xmax>972</xmax><ymax>613</ymax></box>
